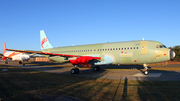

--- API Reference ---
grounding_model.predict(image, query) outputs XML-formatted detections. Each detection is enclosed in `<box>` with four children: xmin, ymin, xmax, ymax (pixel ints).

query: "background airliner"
<box><xmin>3</xmin><ymin>43</ymin><xmax>31</xmax><ymax>66</ymax></box>
<box><xmin>6</xmin><ymin>30</ymin><xmax>176</xmax><ymax>75</ymax></box>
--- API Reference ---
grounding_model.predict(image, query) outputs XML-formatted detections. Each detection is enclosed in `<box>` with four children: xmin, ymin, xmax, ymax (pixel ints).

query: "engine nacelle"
<box><xmin>69</xmin><ymin>56</ymin><xmax>101</xmax><ymax>65</ymax></box>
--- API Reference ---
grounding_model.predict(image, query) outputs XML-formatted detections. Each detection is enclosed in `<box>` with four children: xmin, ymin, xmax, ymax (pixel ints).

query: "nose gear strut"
<box><xmin>143</xmin><ymin>64</ymin><xmax>149</xmax><ymax>75</ymax></box>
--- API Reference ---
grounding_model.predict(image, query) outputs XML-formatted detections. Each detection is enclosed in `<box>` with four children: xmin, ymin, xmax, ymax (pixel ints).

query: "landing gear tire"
<box><xmin>93</xmin><ymin>66</ymin><xmax>100</xmax><ymax>71</ymax></box>
<box><xmin>75</xmin><ymin>68</ymin><xmax>79</xmax><ymax>74</ymax></box>
<box><xmin>19</xmin><ymin>61</ymin><xmax>22</xmax><ymax>64</ymax></box>
<box><xmin>144</xmin><ymin>71</ymin><xmax>149</xmax><ymax>75</ymax></box>
<box><xmin>5</xmin><ymin>59</ymin><xmax>8</xmax><ymax>64</ymax></box>
<box><xmin>71</xmin><ymin>68</ymin><xmax>79</xmax><ymax>74</ymax></box>
<box><xmin>71</xmin><ymin>69</ymin><xmax>76</xmax><ymax>74</ymax></box>
<box><xmin>143</xmin><ymin>64</ymin><xmax>149</xmax><ymax>75</ymax></box>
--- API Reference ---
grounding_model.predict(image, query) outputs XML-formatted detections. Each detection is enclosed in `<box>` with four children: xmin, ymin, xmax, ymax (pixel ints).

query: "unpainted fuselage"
<box><xmin>41</xmin><ymin>40</ymin><xmax>173</xmax><ymax>65</ymax></box>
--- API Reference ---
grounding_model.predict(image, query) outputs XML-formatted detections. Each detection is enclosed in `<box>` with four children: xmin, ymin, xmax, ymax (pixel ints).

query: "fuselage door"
<box><xmin>141</xmin><ymin>41</ymin><xmax>148</xmax><ymax>55</ymax></box>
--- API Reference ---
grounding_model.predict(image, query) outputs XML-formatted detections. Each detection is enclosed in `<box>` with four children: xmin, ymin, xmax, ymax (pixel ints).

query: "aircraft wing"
<box><xmin>6</xmin><ymin>49</ymin><xmax>101</xmax><ymax>65</ymax></box>
<box><xmin>6</xmin><ymin>49</ymin><xmax>79</xmax><ymax>57</ymax></box>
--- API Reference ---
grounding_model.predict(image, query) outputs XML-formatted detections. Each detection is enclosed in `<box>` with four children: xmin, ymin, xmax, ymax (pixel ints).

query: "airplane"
<box><xmin>2</xmin><ymin>42</ymin><xmax>31</xmax><ymax>66</ymax></box>
<box><xmin>6</xmin><ymin>30</ymin><xmax>176</xmax><ymax>75</ymax></box>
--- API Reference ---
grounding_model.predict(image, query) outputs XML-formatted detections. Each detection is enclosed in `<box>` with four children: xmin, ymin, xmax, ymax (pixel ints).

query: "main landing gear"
<box><xmin>143</xmin><ymin>64</ymin><xmax>149</xmax><ymax>75</ymax></box>
<box><xmin>5</xmin><ymin>61</ymin><xmax>8</xmax><ymax>64</ymax></box>
<box><xmin>71</xmin><ymin>65</ymin><xmax>101</xmax><ymax>74</ymax></box>
<box><xmin>19</xmin><ymin>61</ymin><xmax>25</xmax><ymax>66</ymax></box>
<box><xmin>5</xmin><ymin>58</ymin><xmax>9</xmax><ymax>64</ymax></box>
<box><xmin>71</xmin><ymin>65</ymin><xmax>79</xmax><ymax>74</ymax></box>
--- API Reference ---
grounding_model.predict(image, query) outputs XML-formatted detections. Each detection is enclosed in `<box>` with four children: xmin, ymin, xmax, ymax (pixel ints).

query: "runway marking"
<box><xmin>134</xmin><ymin>73</ymin><xmax>162</xmax><ymax>77</ymax></box>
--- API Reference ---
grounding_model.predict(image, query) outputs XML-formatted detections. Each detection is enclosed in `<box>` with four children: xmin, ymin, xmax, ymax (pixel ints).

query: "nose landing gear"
<box><xmin>143</xmin><ymin>64</ymin><xmax>149</xmax><ymax>75</ymax></box>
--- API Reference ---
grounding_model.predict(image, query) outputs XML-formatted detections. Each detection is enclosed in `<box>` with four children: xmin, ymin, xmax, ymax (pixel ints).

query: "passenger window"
<box><xmin>119</xmin><ymin>48</ymin><xmax>121</xmax><ymax>50</ymax></box>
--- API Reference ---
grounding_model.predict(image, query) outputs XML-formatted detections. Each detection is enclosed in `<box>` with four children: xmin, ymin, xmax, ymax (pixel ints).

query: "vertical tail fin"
<box><xmin>40</xmin><ymin>30</ymin><xmax>53</xmax><ymax>50</ymax></box>
<box><xmin>3</xmin><ymin>42</ymin><xmax>7</xmax><ymax>61</ymax></box>
<box><xmin>4</xmin><ymin>42</ymin><xmax>6</xmax><ymax>53</ymax></box>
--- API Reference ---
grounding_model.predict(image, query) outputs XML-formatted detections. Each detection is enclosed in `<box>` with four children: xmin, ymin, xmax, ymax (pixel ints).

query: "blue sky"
<box><xmin>0</xmin><ymin>0</ymin><xmax>180</xmax><ymax>53</ymax></box>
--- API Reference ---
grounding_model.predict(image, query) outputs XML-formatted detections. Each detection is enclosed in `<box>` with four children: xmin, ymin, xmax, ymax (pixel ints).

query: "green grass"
<box><xmin>0</xmin><ymin>64</ymin><xmax>180</xmax><ymax>101</ymax></box>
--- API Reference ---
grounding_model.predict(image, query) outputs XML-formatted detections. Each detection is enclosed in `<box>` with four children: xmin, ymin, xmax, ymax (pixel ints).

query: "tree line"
<box><xmin>169</xmin><ymin>46</ymin><xmax>180</xmax><ymax>61</ymax></box>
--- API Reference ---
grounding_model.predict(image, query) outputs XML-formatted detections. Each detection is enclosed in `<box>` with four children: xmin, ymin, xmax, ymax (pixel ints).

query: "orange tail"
<box><xmin>3</xmin><ymin>42</ymin><xmax>7</xmax><ymax>61</ymax></box>
<box><xmin>4</xmin><ymin>42</ymin><xmax>7</xmax><ymax>53</ymax></box>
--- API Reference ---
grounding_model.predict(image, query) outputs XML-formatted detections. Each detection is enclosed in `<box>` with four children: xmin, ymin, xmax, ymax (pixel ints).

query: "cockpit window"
<box><xmin>156</xmin><ymin>45</ymin><xmax>167</xmax><ymax>48</ymax></box>
<box><xmin>163</xmin><ymin>45</ymin><xmax>167</xmax><ymax>48</ymax></box>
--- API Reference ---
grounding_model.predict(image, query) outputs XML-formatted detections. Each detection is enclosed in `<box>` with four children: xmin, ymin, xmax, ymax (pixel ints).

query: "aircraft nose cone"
<box><xmin>170</xmin><ymin>50</ymin><xmax>176</xmax><ymax>60</ymax></box>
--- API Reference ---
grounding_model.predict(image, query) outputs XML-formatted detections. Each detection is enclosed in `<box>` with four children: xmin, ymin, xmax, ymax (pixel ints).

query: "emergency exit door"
<box><xmin>141</xmin><ymin>41</ymin><xmax>148</xmax><ymax>55</ymax></box>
